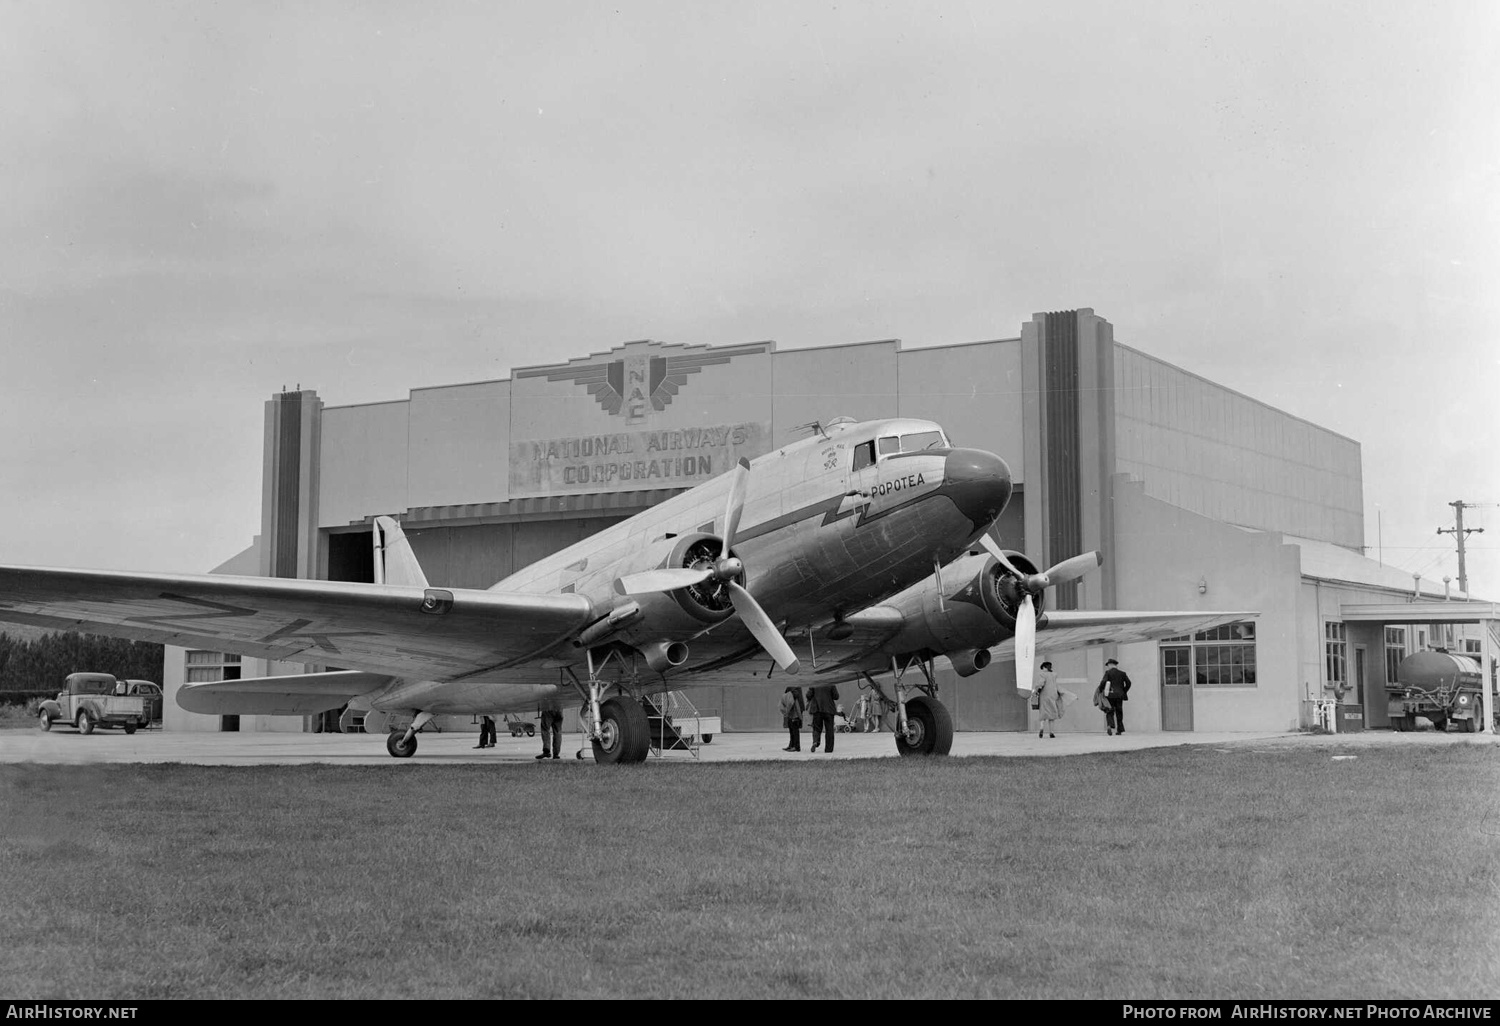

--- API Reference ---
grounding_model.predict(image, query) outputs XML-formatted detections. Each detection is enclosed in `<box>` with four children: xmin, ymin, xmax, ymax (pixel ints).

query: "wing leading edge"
<box><xmin>0</xmin><ymin>565</ymin><xmax>596</xmax><ymax>680</ymax></box>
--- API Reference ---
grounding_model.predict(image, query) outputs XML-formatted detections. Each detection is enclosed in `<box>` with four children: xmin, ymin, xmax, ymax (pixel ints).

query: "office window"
<box><xmin>1158</xmin><ymin>621</ymin><xmax>1257</xmax><ymax>687</ymax></box>
<box><xmin>185</xmin><ymin>651</ymin><xmax>242</xmax><ymax>683</ymax></box>
<box><xmin>1384</xmin><ymin>627</ymin><xmax>1406</xmax><ymax>684</ymax></box>
<box><xmin>1325</xmin><ymin>623</ymin><xmax>1347</xmax><ymax>689</ymax></box>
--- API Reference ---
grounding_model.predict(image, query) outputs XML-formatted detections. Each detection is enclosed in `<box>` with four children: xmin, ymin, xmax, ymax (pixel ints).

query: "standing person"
<box><xmin>1100</xmin><ymin>658</ymin><xmax>1133</xmax><ymax>735</ymax></box>
<box><xmin>1032</xmin><ymin>661</ymin><xmax>1063</xmax><ymax>738</ymax></box>
<box><xmin>779</xmin><ymin>686</ymin><xmax>804</xmax><ymax>752</ymax></box>
<box><xmin>808</xmin><ymin>683</ymin><xmax>840</xmax><ymax>753</ymax></box>
<box><xmin>475</xmin><ymin>715</ymin><xmax>497</xmax><ymax>749</ymax></box>
<box><xmin>537</xmin><ymin>701</ymin><xmax>564</xmax><ymax>760</ymax></box>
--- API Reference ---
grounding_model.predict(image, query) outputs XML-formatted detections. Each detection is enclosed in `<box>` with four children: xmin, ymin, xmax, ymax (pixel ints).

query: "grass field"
<box><xmin>2</xmin><ymin>745</ymin><xmax>1497</xmax><ymax>1000</ymax></box>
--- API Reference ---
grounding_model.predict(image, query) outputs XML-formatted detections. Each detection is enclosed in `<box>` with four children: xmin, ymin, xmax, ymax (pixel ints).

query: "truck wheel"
<box><xmin>123</xmin><ymin>722</ymin><xmax>137</xmax><ymax>735</ymax></box>
<box><xmin>1430</xmin><ymin>716</ymin><xmax>1447</xmax><ymax>733</ymax></box>
<box><xmin>76</xmin><ymin>711</ymin><xmax>94</xmax><ymax>735</ymax></box>
<box><xmin>38</xmin><ymin>709</ymin><xmax>53</xmax><ymax>731</ymax></box>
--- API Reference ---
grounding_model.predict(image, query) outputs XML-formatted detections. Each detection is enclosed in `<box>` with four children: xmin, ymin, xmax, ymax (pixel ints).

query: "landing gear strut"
<box><xmin>567</xmin><ymin>650</ymin><xmax>649</xmax><ymax>764</ymax></box>
<box><xmin>386</xmin><ymin>711</ymin><xmax>435</xmax><ymax>758</ymax></box>
<box><xmin>866</xmin><ymin>656</ymin><xmax>955</xmax><ymax>757</ymax></box>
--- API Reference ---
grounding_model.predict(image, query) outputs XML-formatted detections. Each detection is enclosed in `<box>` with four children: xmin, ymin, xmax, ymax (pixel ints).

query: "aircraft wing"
<box><xmin>992</xmin><ymin>610</ymin><xmax>1256</xmax><ymax>660</ymax></box>
<box><xmin>0</xmin><ymin>566</ymin><xmax>596</xmax><ymax>680</ymax></box>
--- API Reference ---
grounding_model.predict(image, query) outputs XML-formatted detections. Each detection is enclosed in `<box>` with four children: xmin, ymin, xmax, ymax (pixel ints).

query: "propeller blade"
<box><xmin>614</xmin><ymin>566</ymin><xmax>713</xmax><ymax>596</ymax></box>
<box><xmin>721</xmin><ymin>457</ymin><xmax>750</xmax><ymax>553</ymax></box>
<box><xmin>1014</xmin><ymin>594</ymin><xmax>1036</xmax><ymax>695</ymax></box>
<box><xmin>1040</xmin><ymin>550</ymin><xmax>1103</xmax><ymax>588</ymax></box>
<box><xmin>726</xmin><ymin>580</ymin><xmax>801</xmax><ymax>674</ymax></box>
<box><xmin>978</xmin><ymin>533</ymin><xmax>1027</xmax><ymax>579</ymax></box>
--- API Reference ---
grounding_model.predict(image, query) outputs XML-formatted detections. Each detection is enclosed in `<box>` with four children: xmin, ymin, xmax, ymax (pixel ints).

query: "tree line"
<box><xmin>0</xmin><ymin>631</ymin><xmax>164</xmax><ymax>699</ymax></box>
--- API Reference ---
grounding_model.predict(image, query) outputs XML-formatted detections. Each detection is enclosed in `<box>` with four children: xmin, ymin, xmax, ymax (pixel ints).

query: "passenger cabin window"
<box><xmin>852</xmin><ymin>440</ymin><xmax>876</xmax><ymax>471</ymax></box>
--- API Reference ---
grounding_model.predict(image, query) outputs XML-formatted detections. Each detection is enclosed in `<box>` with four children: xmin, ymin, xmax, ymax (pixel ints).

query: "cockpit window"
<box><xmin>877</xmin><ymin>436</ymin><xmax>900</xmax><ymax>456</ymax></box>
<box><xmin>852</xmin><ymin>440</ymin><xmax>875</xmax><ymax>471</ymax></box>
<box><xmin>900</xmin><ymin>430</ymin><xmax>946</xmax><ymax>451</ymax></box>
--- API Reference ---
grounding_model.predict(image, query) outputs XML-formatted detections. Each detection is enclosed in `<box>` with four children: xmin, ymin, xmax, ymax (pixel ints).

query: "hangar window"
<box><xmin>1324</xmin><ymin>622</ymin><xmax>1347</xmax><ymax>690</ymax></box>
<box><xmin>186</xmin><ymin>650</ymin><xmax>243</xmax><ymax>683</ymax></box>
<box><xmin>1384</xmin><ymin>627</ymin><xmax>1407</xmax><ymax>685</ymax></box>
<box><xmin>1158</xmin><ymin>621</ymin><xmax>1257</xmax><ymax>686</ymax></box>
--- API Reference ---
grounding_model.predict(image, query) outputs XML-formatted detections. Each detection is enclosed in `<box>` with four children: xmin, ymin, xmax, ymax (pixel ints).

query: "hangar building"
<box><xmin>163</xmin><ymin>308</ymin><xmax>1497</xmax><ymax>737</ymax></box>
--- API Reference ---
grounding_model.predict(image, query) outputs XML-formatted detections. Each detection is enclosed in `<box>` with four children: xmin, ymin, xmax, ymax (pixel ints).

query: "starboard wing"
<box><xmin>0</xmin><ymin>566</ymin><xmax>596</xmax><ymax>681</ymax></box>
<box><xmin>992</xmin><ymin>610</ymin><xmax>1256</xmax><ymax>660</ymax></box>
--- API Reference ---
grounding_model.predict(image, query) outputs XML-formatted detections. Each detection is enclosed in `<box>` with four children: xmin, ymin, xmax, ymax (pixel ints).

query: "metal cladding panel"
<box><xmin>771</xmin><ymin>341</ymin><xmax>899</xmax><ymax>447</ymax></box>
<box><xmin>317</xmin><ymin>402</ymin><xmax>411</xmax><ymax>528</ymax></box>
<box><xmin>1113</xmin><ymin>345</ymin><xmax>1363</xmax><ymax>547</ymax></box>
<box><xmin>408</xmin><ymin>381</ymin><xmax>512</xmax><ymax>509</ymax></box>
<box><xmin>895</xmin><ymin>340</ymin><xmax>1024</xmax><ymax>481</ymax></box>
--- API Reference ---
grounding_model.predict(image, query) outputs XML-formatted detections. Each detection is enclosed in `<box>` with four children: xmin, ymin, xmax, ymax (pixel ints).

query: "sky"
<box><xmin>2</xmin><ymin>0</ymin><xmax>1497</xmax><ymax>597</ymax></box>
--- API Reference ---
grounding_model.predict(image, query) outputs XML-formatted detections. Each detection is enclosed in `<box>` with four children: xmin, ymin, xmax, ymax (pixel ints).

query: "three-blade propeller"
<box><xmin>979</xmin><ymin>535</ymin><xmax>1101</xmax><ymax>694</ymax></box>
<box><xmin>616</xmin><ymin>459</ymin><xmax>801</xmax><ymax>674</ymax></box>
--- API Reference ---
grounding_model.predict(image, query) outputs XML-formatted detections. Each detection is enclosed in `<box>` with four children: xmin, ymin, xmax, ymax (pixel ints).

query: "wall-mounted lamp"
<box><xmin>1197</xmin><ymin>577</ymin><xmax>1207</xmax><ymax>595</ymax></box>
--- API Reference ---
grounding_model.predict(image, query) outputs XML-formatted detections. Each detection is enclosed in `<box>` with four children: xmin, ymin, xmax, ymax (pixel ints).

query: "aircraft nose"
<box><xmin>942</xmin><ymin>448</ymin><xmax>1013</xmax><ymax>529</ymax></box>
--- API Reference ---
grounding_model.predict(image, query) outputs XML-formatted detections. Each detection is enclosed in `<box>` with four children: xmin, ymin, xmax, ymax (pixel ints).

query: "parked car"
<box><xmin>122</xmin><ymin>680</ymin><xmax>163</xmax><ymax>726</ymax></box>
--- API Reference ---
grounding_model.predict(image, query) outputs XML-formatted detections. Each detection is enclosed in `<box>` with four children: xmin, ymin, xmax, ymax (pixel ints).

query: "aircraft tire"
<box><xmin>895</xmin><ymin>695</ymin><xmax>953</xmax><ymax>757</ymax></box>
<box><xmin>386</xmin><ymin>731</ymin><xmax>417</xmax><ymax>758</ymax></box>
<box><xmin>591</xmin><ymin>697</ymin><xmax>649</xmax><ymax>765</ymax></box>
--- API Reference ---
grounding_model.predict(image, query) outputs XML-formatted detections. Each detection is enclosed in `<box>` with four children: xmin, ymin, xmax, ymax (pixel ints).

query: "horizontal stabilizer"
<box><xmin>176</xmin><ymin>670</ymin><xmax>394</xmax><ymax>717</ymax></box>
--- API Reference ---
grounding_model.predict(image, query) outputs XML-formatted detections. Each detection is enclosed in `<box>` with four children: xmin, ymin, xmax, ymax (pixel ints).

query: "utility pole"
<box><xmin>1436</xmin><ymin>500</ymin><xmax>1484</xmax><ymax>597</ymax></box>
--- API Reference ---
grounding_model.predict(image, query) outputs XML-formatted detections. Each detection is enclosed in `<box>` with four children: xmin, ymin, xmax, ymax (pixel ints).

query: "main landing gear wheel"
<box><xmin>386</xmin><ymin>731</ymin><xmax>418</xmax><ymax>758</ymax></box>
<box><xmin>591</xmin><ymin>696</ymin><xmax>650</xmax><ymax>765</ymax></box>
<box><xmin>895</xmin><ymin>694</ymin><xmax>954</xmax><ymax>757</ymax></box>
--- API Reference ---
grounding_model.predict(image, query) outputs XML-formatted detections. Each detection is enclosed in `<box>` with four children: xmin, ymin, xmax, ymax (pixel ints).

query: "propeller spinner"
<box><xmin>979</xmin><ymin>535</ymin><xmax>1101</xmax><ymax>694</ymax></box>
<box><xmin>616</xmin><ymin>459</ymin><xmax>801</xmax><ymax>674</ymax></box>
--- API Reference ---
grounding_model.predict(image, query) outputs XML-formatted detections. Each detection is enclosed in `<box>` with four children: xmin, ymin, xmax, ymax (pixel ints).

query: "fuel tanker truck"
<box><xmin>1387</xmin><ymin>651</ymin><xmax>1489</xmax><ymax>733</ymax></box>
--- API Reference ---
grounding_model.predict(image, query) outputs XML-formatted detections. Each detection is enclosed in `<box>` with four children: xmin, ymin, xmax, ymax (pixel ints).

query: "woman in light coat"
<box><xmin>1034</xmin><ymin>661</ymin><xmax>1064</xmax><ymax>738</ymax></box>
<box><xmin>779</xmin><ymin>686</ymin><xmax>805</xmax><ymax>752</ymax></box>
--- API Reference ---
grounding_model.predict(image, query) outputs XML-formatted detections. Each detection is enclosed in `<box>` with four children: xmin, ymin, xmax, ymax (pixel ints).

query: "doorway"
<box><xmin>1160</xmin><ymin>645</ymin><xmax>1193</xmax><ymax>731</ymax></box>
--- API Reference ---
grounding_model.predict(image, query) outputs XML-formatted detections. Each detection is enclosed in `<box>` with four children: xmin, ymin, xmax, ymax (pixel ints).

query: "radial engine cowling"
<box><xmin>882</xmin><ymin>550</ymin><xmax>1047</xmax><ymax>661</ymax></box>
<box><xmin>608</xmin><ymin>532</ymin><xmax>739</xmax><ymax>646</ymax></box>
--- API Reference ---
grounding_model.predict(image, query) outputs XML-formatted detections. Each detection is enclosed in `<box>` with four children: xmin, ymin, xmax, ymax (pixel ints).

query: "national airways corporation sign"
<box><xmin>508</xmin><ymin>341</ymin><xmax>772</xmax><ymax>498</ymax></box>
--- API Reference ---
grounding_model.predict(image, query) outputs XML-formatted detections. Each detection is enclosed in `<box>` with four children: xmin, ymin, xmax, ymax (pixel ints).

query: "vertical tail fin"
<box><xmin>373</xmin><ymin>516</ymin><xmax>429</xmax><ymax>589</ymax></box>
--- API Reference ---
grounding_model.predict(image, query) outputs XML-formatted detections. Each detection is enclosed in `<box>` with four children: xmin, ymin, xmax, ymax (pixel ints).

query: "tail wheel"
<box><xmin>76</xmin><ymin>711</ymin><xmax>94</xmax><ymax>735</ymax></box>
<box><xmin>386</xmin><ymin>731</ymin><xmax>417</xmax><ymax>758</ymax></box>
<box><xmin>591</xmin><ymin>697</ymin><xmax>650</xmax><ymax>765</ymax></box>
<box><xmin>895</xmin><ymin>695</ymin><xmax>954</xmax><ymax>757</ymax></box>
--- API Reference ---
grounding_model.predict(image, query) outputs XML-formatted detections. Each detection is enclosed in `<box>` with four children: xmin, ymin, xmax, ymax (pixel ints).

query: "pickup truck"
<box><xmin>38</xmin><ymin>673</ymin><xmax>147</xmax><ymax>735</ymax></box>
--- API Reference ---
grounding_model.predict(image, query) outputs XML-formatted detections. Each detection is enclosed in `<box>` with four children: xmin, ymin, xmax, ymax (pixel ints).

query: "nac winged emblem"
<box><xmin>536</xmin><ymin>349</ymin><xmax>735</xmax><ymax>423</ymax></box>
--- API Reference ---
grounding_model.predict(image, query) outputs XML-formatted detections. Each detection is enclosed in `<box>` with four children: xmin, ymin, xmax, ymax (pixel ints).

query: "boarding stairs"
<box><xmin>644</xmin><ymin>691</ymin><xmax>721</xmax><ymax>759</ymax></box>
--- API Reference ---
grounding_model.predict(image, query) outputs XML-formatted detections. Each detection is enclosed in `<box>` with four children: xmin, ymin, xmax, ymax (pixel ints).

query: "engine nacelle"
<box><xmin>880</xmin><ymin>550</ymin><xmax>1047</xmax><ymax>661</ymax></box>
<box><xmin>580</xmin><ymin>533</ymin><xmax>739</xmax><ymax>649</ymax></box>
<box><xmin>639</xmin><ymin>640</ymin><xmax>690</xmax><ymax>673</ymax></box>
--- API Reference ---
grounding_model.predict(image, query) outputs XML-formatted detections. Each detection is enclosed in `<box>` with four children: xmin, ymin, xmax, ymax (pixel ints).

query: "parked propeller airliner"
<box><xmin>0</xmin><ymin>416</ymin><xmax>1251</xmax><ymax>762</ymax></box>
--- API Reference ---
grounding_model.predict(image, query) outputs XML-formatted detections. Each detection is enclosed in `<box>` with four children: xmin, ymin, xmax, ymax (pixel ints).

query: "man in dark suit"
<box><xmin>1100</xmin><ymin>658</ymin><xmax>1132</xmax><ymax>735</ymax></box>
<box><xmin>807</xmin><ymin>683</ymin><xmax>840</xmax><ymax>753</ymax></box>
